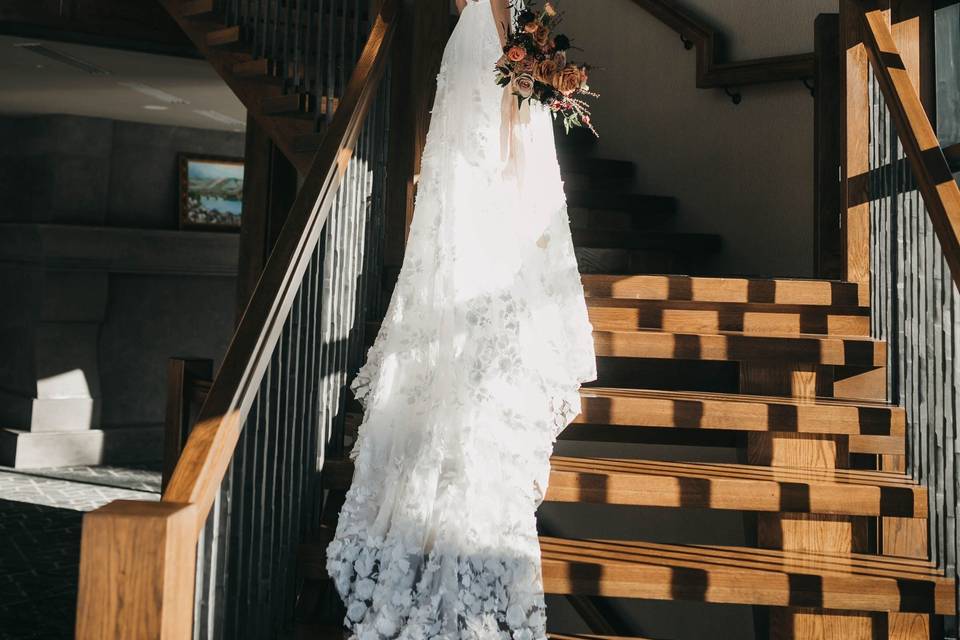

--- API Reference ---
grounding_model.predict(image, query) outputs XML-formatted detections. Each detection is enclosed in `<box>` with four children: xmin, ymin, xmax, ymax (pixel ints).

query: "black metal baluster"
<box><xmin>287</xmin><ymin>0</ymin><xmax>305</xmax><ymax>92</ymax></box>
<box><xmin>325</xmin><ymin>0</ymin><xmax>335</xmax><ymax>122</ymax></box>
<box><xmin>334</xmin><ymin>0</ymin><xmax>349</xmax><ymax>96</ymax></box>
<box><xmin>314</xmin><ymin>0</ymin><xmax>326</xmax><ymax>125</ymax></box>
<box><xmin>945</xmin><ymin>254</ymin><xmax>958</xmax><ymax>580</ymax></box>
<box><xmin>283</xmin><ymin>300</ymin><xmax>302</xmax><ymax>633</ymax></box>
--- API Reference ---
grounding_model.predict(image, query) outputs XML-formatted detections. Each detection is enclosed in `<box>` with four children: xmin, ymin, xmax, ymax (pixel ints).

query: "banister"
<box><xmin>162</xmin><ymin>0</ymin><xmax>399</xmax><ymax>534</ymax></box>
<box><xmin>857</xmin><ymin>2</ymin><xmax>960</xmax><ymax>288</ymax></box>
<box><xmin>628</xmin><ymin>0</ymin><xmax>816</xmax><ymax>93</ymax></box>
<box><xmin>75</xmin><ymin>1</ymin><xmax>400</xmax><ymax>636</ymax></box>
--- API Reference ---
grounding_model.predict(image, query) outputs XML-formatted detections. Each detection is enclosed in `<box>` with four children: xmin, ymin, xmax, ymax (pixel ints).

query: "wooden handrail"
<box><xmin>629</xmin><ymin>0</ymin><xmax>816</xmax><ymax>93</ymax></box>
<box><xmin>163</xmin><ymin>0</ymin><xmax>399</xmax><ymax>532</ymax></box>
<box><xmin>858</xmin><ymin>2</ymin><xmax>960</xmax><ymax>287</ymax></box>
<box><xmin>75</xmin><ymin>2</ymin><xmax>400</xmax><ymax>637</ymax></box>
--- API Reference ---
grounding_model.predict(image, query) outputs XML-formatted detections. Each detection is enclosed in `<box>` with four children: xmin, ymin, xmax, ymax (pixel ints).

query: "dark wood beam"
<box><xmin>814</xmin><ymin>13</ymin><xmax>843</xmax><ymax>280</ymax></box>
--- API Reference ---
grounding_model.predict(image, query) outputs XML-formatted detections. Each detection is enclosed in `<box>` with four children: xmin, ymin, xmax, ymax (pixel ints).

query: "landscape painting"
<box><xmin>179</xmin><ymin>154</ymin><xmax>244</xmax><ymax>230</ymax></box>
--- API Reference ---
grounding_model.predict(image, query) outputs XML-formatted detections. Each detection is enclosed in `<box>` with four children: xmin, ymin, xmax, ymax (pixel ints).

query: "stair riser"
<box><xmin>568</xmin><ymin>208</ymin><xmax>671</xmax><ymax>231</ymax></box>
<box><xmin>573</xmin><ymin>230</ymin><xmax>719</xmax><ymax>252</ymax></box>
<box><xmin>566</xmin><ymin>192</ymin><xmax>675</xmax><ymax>213</ymax></box>
<box><xmin>587</xmin><ymin>305</ymin><xmax>869</xmax><ymax>336</ymax></box>
<box><xmin>562</xmin><ymin>174</ymin><xmax>633</xmax><ymax>192</ymax></box>
<box><xmin>262</xmin><ymin>93</ymin><xmax>337</xmax><ymax>118</ymax></box>
<box><xmin>560</xmin><ymin>424</ymin><xmax>904</xmax><ymax>456</ymax></box>
<box><xmin>575</xmin><ymin>248</ymin><xmax>696</xmax><ymax>275</ymax></box>
<box><xmin>592</xmin><ymin>358</ymin><xmax>739</xmax><ymax>394</ymax></box>
<box><xmin>232</xmin><ymin>58</ymin><xmax>283</xmax><ymax>81</ymax></box>
<box><xmin>206</xmin><ymin>26</ymin><xmax>242</xmax><ymax>47</ymax></box>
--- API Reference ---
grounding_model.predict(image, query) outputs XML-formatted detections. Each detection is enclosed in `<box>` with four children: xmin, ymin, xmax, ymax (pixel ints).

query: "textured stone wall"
<box><xmin>0</xmin><ymin>114</ymin><xmax>243</xmax><ymax>466</ymax></box>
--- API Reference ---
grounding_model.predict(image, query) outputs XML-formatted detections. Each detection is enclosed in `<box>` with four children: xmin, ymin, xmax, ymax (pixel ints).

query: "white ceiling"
<box><xmin>0</xmin><ymin>35</ymin><xmax>246</xmax><ymax>132</ymax></box>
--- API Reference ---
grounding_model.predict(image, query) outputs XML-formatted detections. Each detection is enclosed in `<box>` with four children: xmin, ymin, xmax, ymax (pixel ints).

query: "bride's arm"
<box><xmin>490</xmin><ymin>0</ymin><xmax>510</xmax><ymax>47</ymax></box>
<box><xmin>455</xmin><ymin>0</ymin><xmax>467</xmax><ymax>13</ymax></box>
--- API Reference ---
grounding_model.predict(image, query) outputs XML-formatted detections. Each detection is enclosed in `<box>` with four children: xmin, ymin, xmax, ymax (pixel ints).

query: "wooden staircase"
<box><xmin>159</xmin><ymin>0</ymin><xmax>369</xmax><ymax>174</ymax></box>
<box><xmin>301</xmin><ymin>144</ymin><xmax>954</xmax><ymax>638</ymax></box>
<box><xmin>150</xmin><ymin>1</ymin><xmax>954</xmax><ymax>638</ymax></box>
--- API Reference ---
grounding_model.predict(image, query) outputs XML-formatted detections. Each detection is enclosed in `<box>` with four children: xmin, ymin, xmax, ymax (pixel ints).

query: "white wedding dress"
<box><xmin>326</xmin><ymin>1</ymin><xmax>597</xmax><ymax>638</ymax></box>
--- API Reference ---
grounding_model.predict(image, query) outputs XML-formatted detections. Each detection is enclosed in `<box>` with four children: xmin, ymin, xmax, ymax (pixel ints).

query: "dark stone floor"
<box><xmin>0</xmin><ymin>500</ymin><xmax>83</xmax><ymax>640</ymax></box>
<box><xmin>0</xmin><ymin>464</ymin><xmax>161</xmax><ymax>640</ymax></box>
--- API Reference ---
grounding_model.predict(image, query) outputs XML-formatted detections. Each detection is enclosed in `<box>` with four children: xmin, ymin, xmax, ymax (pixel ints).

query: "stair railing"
<box><xmin>843</xmin><ymin>0</ymin><xmax>960</xmax><ymax>622</ymax></box>
<box><xmin>214</xmin><ymin>0</ymin><xmax>375</xmax><ymax>126</ymax></box>
<box><xmin>74</xmin><ymin>1</ymin><xmax>399</xmax><ymax>637</ymax></box>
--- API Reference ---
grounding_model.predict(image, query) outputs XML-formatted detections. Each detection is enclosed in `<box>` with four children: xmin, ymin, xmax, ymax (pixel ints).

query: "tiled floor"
<box><xmin>0</xmin><ymin>464</ymin><xmax>161</xmax><ymax>640</ymax></box>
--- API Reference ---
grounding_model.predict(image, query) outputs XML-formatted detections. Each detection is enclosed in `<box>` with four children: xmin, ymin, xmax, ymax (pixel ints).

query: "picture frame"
<box><xmin>178</xmin><ymin>153</ymin><xmax>245</xmax><ymax>231</ymax></box>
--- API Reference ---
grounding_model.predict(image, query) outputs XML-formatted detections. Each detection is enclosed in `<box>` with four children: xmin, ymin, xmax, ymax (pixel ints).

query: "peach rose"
<box><xmin>544</xmin><ymin>2</ymin><xmax>557</xmax><ymax>16</ymax></box>
<box><xmin>507</xmin><ymin>46</ymin><xmax>527</xmax><ymax>62</ymax></box>
<box><xmin>533</xmin><ymin>25</ymin><xmax>551</xmax><ymax>49</ymax></box>
<box><xmin>552</xmin><ymin>65</ymin><xmax>584</xmax><ymax>95</ymax></box>
<box><xmin>534</xmin><ymin>57</ymin><xmax>559</xmax><ymax>83</ymax></box>
<box><xmin>523</xmin><ymin>21</ymin><xmax>539</xmax><ymax>34</ymax></box>
<box><xmin>512</xmin><ymin>73</ymin><xmax>536</xmax><ymax>99</ymax></box>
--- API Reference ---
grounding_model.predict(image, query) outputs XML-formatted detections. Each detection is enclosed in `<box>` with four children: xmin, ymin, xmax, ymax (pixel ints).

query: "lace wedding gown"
<box><xmin>326</xmin><ymin>1</ymin><xmax>596</xmax><ymax>637</ymax></box>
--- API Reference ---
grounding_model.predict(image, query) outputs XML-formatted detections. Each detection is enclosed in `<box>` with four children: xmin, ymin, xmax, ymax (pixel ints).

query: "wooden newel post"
<box><xmin>76</xmin><ymin>501</ymin><xmax>198</xmax><ymax>640</ymax></box>
<box><xmin>841</xmin><ymin>0</ymin><xmax>871</xmax><ymax>308</ymax></box>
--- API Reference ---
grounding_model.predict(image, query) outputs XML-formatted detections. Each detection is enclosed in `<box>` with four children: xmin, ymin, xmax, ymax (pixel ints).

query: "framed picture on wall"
<box><xmin>178</xmin><ymin>154</ymin><xmax>244</xmax><ymax>231</ymax></box>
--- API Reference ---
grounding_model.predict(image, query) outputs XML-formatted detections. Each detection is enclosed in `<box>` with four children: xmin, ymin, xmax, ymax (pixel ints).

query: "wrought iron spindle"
<box><xmin>869</xmin><ymin>67</ymin><xmax>960</xmax><ymax>591</ymax></box>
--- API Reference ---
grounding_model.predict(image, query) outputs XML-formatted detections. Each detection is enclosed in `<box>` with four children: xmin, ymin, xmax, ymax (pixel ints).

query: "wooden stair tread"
<box><xmin>581</xmin><ymin>274</ymin><xmax>865</xmax><ymax>307</ymax></box>
<box><xmin>586</xmin><ymin>297</ymin><xmax>869</xmax><ymax>336</ymax></box>
<box><xmin>576</xmin><ymin>387</ymin><xmax>904</xmax><ymax>436</ymax></box>
<box><xmin>178</xmin><ymin>0</ymin><xmax>213</xmax><ymax>17</ymax></box>
<box><xmin>549</xmin><ymin>456</ymin><xmax>923</xmax><ymax>516</ymax></box>
<box><xmin>592</xmin><ymin>328</ymin><xmax>885</xmax><ymax>366</ymax></box>
<box><xmin>539</xmin><ymin>536</ymin><xmax>955</xmax><ymax>614</ymax></box>
<box><xmin>323</xmin><ymin>455</ymin><xmax>924</xmax><ymax>516</ymax></box>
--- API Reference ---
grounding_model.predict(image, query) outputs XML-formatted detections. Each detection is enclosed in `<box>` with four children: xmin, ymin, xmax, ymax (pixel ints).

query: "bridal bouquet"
<box><xmin>494</xmin><ymin>1</ymin><xmax>597</xmax><ymax>136</ymax></box>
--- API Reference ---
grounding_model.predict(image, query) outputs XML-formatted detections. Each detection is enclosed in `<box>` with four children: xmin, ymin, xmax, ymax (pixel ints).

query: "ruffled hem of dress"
<box><xmin>327</xmin><ymin>533</ymin><xmax>548</xmax><ymax>640</ymax></box>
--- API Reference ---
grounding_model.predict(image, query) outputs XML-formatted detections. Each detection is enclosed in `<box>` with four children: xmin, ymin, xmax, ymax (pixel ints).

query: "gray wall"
<box><xmin>0</xmin><ymin>114</ymin><xmax>243</xmax><ymax>456</ymax></box>
<box><xmin>559</xmin><ymin>0</ymin><xmax>838</xmax><ymax>278</ymax></box>
<box><xmin>98</xmin><ymin>273</ymin><xmax>236</xmax><ymax>428</ymax></box>
<box><xmin>0</xmin><ymin>114</ymin><xmax>244</xmax><ymax>228</ymax></box>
